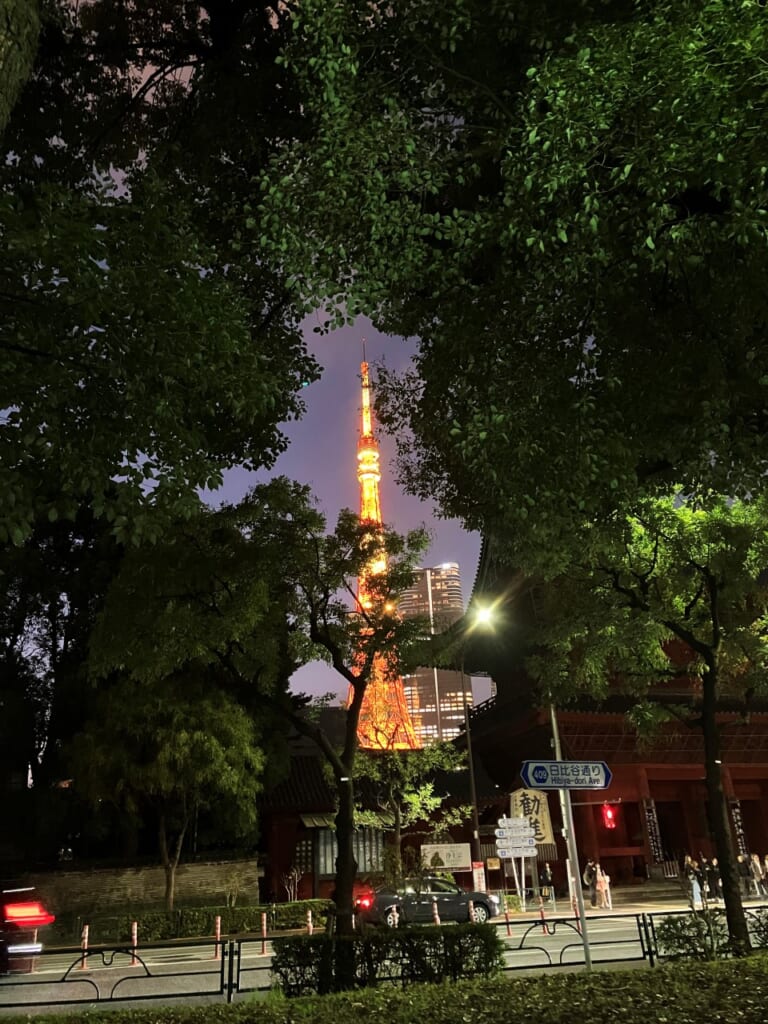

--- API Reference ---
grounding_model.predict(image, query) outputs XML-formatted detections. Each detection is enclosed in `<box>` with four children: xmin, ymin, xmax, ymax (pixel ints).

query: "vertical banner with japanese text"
<box><xmin>510</xmin><ymin>788</ymin><xmax>554</xmax><ymax>845</ymax></box>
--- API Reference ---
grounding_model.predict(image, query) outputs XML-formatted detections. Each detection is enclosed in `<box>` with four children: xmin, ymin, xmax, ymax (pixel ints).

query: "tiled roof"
<box><xmin>260</xmin><ymin>754</ymin><xmax>336</xmax><ymax>811</ymax></box>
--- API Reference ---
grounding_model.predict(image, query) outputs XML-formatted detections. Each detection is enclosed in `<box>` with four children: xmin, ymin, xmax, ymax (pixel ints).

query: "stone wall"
<box><xmin>21</xmin><ymin>859</ymin><xmax>262</xmax><ymax>912</ymax></box>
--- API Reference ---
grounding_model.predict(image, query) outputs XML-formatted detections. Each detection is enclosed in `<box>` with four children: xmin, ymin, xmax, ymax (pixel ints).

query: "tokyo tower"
<box><xmin>350</xmin><ymin>360</ymin><xmax>420</xmax><ymax>750</ymax></box>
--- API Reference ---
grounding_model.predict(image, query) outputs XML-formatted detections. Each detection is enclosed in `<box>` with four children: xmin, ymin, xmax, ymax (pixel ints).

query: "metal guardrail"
<box><xmin>2</xmin><ymin>903</ymin><xmax>767</xmax><ymax>1009</ymax></box>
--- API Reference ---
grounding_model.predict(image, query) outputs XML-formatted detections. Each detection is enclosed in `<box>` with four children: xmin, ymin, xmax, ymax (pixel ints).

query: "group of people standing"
<box><xmin>683</xmin><ymin>855</ymin><xmax>723</xmax><ymax>908</ymax></box>
<box><xmin>737</xmin><ymin>853</ymin><xmax>768</xmax><ymax>897</ymax></box>
<box><xmin>685</xmin><ymin>852</ymin><xmax>768</xmax><ymax>907</ymax></box>
<box><xmin>582</xmin><ymin>858</ymin><xmax>612</xmax><ymax>909</ymax></box>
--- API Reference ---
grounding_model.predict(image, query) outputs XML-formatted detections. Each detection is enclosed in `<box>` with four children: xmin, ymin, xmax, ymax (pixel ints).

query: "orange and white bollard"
<box><xmin>539</xmin><ymin>897</ymin><xmax>547</xmax><ymax>935</ymax></box>
<box><xmin>260</xmin><ymin>912</ymin><xmax>268</xmax><ymax>956</ymax></box>
<box><xmin>307</xmin><ymin>909</ymin><xmax>313</xmax><ymax>936</ymax></box>
<box><xmin>468</xmin><ymin>900</ymin><xmax>475</xmax><ymax>923</ymax></box>
<box><xmin>213</xmin><ymin>915</ymin><xmax>221</xmax><ymax>960</ymax></box>
<box><xmin>504</xmin><ymin>906</ymin><xmax>512</xmax><ymax>936</ymax></box>
<box><xmin>131</xmin><ymin>920</ymin><xmax>138</xmax><ymax>966</ymax></box>
<box><xmin>79</xmin><ymin>924</ymin><xmax>89</xmax><ymax>970</ymax></box>
<box><xmin>431</xmin><ymin>898</ymin><xmax>441</xmax><ymax>926</ymax></box>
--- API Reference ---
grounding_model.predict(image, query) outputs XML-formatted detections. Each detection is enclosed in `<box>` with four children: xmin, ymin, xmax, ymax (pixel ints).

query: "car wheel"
<box><xmin>472</xmin><ymin>903</ymin><xmax>490</xmax><ymax>924</ymax></box>
<box><xmin>384</xmin><ymin>907</ymin><xmax>400</xmax><ymax>928</ymax></box>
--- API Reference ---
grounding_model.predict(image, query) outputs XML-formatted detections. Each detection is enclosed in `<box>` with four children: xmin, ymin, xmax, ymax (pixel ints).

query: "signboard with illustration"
<box><xmin>421</xmin><ymin>843</ymin><xmax>472</xmax><ymax>872</ymax></box>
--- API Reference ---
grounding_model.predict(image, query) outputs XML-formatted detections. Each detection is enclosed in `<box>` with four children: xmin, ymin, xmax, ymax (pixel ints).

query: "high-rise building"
<box><xmin>349</xmin><ymin>361</ymin><xmax>420</xmax><ymax>751</ymax></box>
<box><xmin>398</xmin><ymin>563</ymin><xmax>472</xmax><ymax>743</ymax></box>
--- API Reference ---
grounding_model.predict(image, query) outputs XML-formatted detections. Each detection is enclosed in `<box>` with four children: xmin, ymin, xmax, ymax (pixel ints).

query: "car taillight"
<box><xmin>355</xmin><ymin>896</ymin><xmax>373</xmax><ymax>909</ymax></box>
<box><xmin>3</xmin><ymin>901</ymin><xmax>56</xmax><ymax>928</ymax></box>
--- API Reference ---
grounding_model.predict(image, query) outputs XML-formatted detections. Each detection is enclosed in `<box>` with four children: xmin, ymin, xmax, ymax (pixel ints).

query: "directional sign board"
<box><xmin>496</xmin><ymin>846</ymin><xmax>538</xmax><ymax>859</ymax></box>
<box><xmin>496</xmin><ymin>835</ymin><xmax>535</xmax><ymax>848</ymax></box>
<box><xmin>497</xmin><ymin>817</ymin><xmax>535</xmax><ymax>833</ymax></box>
<box><xmin>495</xmin><ymin>827</ymin><xmax>535</xmax><ymax>841</ymax></box>
<box><xmin>520</xmin><ymin>760</ymin><xmax>612</xmax><ymax>790</ymax></box>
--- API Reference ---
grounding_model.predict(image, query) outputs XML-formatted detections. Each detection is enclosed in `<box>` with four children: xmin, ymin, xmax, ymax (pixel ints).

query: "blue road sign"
<box><xmin>520</xmin><ymin>760</ymin><xmax>612</xmax><ymax>790</ymax></box>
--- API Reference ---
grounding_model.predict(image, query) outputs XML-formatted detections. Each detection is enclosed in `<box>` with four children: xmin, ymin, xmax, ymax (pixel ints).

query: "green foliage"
<box><xmin>0</xmin><ymin>0</ymin><xmax>39</xmax><ymax>133</ymax></box>
<box><xmin>261</xmin><ymin>0</ymin><xmax>768</xmax><ymax>570</ymax></box>
<box><xmin>655</xmin><ymin>910</ymin><xmax>731</xmax><ymax>961</ymax></box>
<box><xmin>2</xmin><ymin>0</ymin><xmax>317</xmax><ymax>543</ymax></box>
<box><xmin>750</xmin><ymin>908</ymin><xmax>768</xmax><ymax>949</ymax></box>
<box><xmin>354</xmin><ymin>744</ymin><xmax>469</xmax><ymax>881</ymax></box>
<box><xmin>525</xmin><ymin>493</ymin><xmax>768</xmax><ymax>709</ymax></box>
<box><xmin>6</xmin><ymin>957</ymin><xmax>768</xmax><ymax>1024</ymax></box>
<box><xmin>272</xmin><ymin>923</ymin><xmax>504</xmax><ymax>996</ymax></box>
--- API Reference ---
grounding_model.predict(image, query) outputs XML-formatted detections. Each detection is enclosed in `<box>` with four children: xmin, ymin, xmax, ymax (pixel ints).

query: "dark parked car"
<box><xmin>1</xmin><ymin>888</ymin><xmax>56</xmax><ymax>975</ymax></box>
<box><xmin>355</xmin><ymin>876</ymin><xmax>500</xmax><ymax>927</ymax></box>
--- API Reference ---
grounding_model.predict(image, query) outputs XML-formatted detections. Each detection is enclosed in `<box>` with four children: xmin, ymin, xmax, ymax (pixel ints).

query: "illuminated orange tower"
<box><xmin>351</xmin><ymin>360</ymin><xmax>420</xmax><ymax>750</ymax></box>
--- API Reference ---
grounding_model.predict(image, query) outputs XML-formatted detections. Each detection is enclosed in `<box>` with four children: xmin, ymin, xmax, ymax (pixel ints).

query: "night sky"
<box><xmin>209</xmin><ymin>315</ymin><xmax>483</xmax><ymax>701</ymax></box>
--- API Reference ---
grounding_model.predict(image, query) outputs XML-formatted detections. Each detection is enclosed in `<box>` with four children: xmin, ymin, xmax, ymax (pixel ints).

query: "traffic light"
<box><xmin>602</xmin><ymin>803</ymin><xmax>617</xmax><ymax>830</ymax></box>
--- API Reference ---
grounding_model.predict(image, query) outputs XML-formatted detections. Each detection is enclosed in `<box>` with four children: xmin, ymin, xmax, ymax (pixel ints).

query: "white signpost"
<box><xmin>495</xmin><ymin>819</ymin><xmax>537</xmax><ymax>911</ymax></box>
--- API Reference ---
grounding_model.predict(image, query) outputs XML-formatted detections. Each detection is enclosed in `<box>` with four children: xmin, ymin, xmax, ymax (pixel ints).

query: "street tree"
<box><xmin>262</xmin><ymin>0</ymin><xmax>768</xmax><ymax>572</ymax></box>
<box><xmin>354</xmin><ymin>744</ymin><xmax>469</xmax><ymax>883</ymax></box>
<box><xmin>525</xmin><ymin>493</ymin><xmax>768</xmax><ymax>955</ymax></box>
<box><xmin>68</xmin><ymin>666</ymin><xmax>266</xmax><ymax>911</ymax></box>
<box><xmin>2</xmin><ymin>0</ymin><xmax>317</xmax><ymax>544</ymax></box>
<box><xmin>91</xmin><ymin>479</ymin><xmax>429</xmax><ymax>942</ymax></box>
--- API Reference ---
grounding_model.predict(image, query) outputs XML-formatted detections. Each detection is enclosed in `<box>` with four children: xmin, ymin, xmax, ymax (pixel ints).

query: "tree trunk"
<box><xmin>334</xmin><ymin>775</ymin><xmax>358</xmax><ymax>938</ymax></box>
<box><xmin>164</xmin><ymin>860</ymin><xmax>177</xmax><ymax>913</ymax></box>
<box><xmin>158</xmin><ymin>812</ymin><xmax>188</xmax><ymax>914</ymax></box>
<box><xmin>701</xmin><ymin>664</ymin><xmax>751</xmax><ymax>954</ymax></box>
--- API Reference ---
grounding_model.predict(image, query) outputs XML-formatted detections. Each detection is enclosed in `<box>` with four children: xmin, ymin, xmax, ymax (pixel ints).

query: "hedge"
<box><xmin>51</xmin><ymin>900</ymin><xmax>333</xmax><ymax>944</ymax></box>
<box><xmin>3</xmin><ymin>956</ymin><xmax>768</xmax><ymax>1024</ymax></box>
<box><xmin>271</xmin><ymin>923</ymin><xmax>504</xmax><ymax>995</ymax></box>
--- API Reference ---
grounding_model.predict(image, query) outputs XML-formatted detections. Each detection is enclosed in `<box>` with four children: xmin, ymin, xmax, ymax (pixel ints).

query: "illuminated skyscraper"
<box><xmin>399</xmin><ymin>563</ymin><xmax>473</xmax><ymax>743</ymax></box>
<box><xmin>350</xmin><ymin>361</ymin><xmax>420</xmax><ymax>751</ymax></box>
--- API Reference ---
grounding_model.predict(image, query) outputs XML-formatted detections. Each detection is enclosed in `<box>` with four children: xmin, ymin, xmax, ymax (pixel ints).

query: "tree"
<box><xmin>262</xmin><ymin>0</ymin><xmax>768</xmax><ymax>571</ymax></box>
<box><xmin>354</xmin><ymin>744</ymin><xmax>469</xmax><ymax>882</ymax></box>
<box><xmin>0</xmin><ymin>0</ymin><xmax>39</xmax><ymax>133</ymax></box>
<box><xmin>90</xmin><ymin>479</ymin><xmax>429</xmax><ymax>944</ymax></box>
<box><xmin>525</xmin><ymin>493</ymin><xmax>768</xmax><ymax>955</ymax></box>
<box><xmin>2</xmin><ymin>1</ymin><xmax>317</xmax><ymax>543</ymax></box>
<box><xmin>68</xmin><ymin>666</ymin><xmax>266</xmax><ymax>911</ymax></box>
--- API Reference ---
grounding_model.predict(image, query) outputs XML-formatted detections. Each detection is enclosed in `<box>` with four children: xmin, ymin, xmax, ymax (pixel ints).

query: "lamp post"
<box><xmin>459</xmin><ymin>604</ymin><xmax>494</xmax><ymax>885</ymax></box>
<box><xmin>460</xmin><ymin>656</ymin><xmax>483</xmax><ymax>867</ymax></box>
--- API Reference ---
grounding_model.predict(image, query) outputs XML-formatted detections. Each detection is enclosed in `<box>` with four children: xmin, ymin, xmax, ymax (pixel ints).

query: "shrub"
<box><xmin>748</xmin><ymin>907</ymin><xmax>768</xmax><ymax>949</ymax></box>
<box><xmin>654</xmin><ymin>909</ymin><xmax>730</xmax><ymax>961</ymax></box>
<box><xmin>271</xmin><ymin>923</ymin><xmax>504</xmax><ymax>997</ymax></box>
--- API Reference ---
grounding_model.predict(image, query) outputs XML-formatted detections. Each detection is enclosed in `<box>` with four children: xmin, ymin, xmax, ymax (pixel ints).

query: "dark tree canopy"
<box><xmin>263</xmin><ymin>0</ymin><xmax>768</xmax><ymax>569</ymax></box>
<box><xmin>1</xmin><ymin>0</ymin><xmax>317</xmax><ymax>545</ymax></box>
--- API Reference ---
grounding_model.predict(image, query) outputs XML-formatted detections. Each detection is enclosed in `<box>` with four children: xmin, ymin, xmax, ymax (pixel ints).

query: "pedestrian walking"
<box><xmin>685</xmin><ymin>858</ymin><xmax>704</xmax><ymax>910</ymax></box>
<box><xmin>737</xmin><ymin>855</ymin><xmax>752</xmax><ymax>898</ymax></box>
<box><xmin>750</xmin><ymin>853</ymin><xmax>767</xmax><ymax>897</ymax></box>
<box><xmin>596</xmin><ymin>864</ymin><xmax>611</xmax><ymax>909</ymax></box>
<box><xmin>706</xmin><ymin>858</ymin><xmax>721</xmax><ymax>904</ymax></box>
<box><xmin>539</xmin><ymin>862</ymin><xmax>553</xmax><ymax>900</ymax></box>
<box><xmin>582</xmin><ymin>858</ymin><xmax>598</xmax><ymax>908</ymax></box>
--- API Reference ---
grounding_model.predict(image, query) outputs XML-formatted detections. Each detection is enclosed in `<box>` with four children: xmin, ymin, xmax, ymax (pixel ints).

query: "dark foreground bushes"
<box><xmin>5</xmin><ymin>956</ymin><xmax>768</xmax><ymax>1024</ymax></box>
<box><xmin>272</xmin><ymin>923</ymin><xmax>504</xmax><ymax>995</ymax></box>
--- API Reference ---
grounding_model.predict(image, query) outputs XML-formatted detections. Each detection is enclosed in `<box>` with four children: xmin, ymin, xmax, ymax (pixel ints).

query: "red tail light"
<box><xmin>3</xmin><ymin>901</ymin><xmax>56</xmax><ymax>928</ymax></box>
<box><xmin>355</xmin><ymin>896</ymin><xmax>373</xmax><ymax>910</ymax></box>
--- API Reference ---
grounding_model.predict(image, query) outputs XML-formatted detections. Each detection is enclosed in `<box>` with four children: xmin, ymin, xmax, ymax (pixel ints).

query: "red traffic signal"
<box><xmin>601</xmin><ymin>803</ymin><xmax>617</xmax><ymax>830</ymax></box>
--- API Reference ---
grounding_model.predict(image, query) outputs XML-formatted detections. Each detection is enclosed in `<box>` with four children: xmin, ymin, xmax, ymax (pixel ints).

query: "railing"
<box><xmin>2</xmin><ymin>903</ymin><xmax>766</xmax><ymax>1009</ymax></box>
